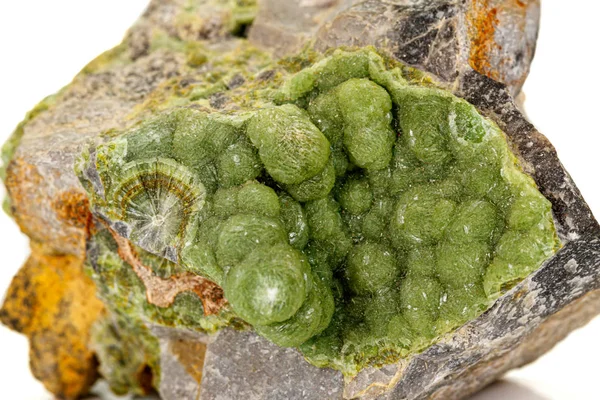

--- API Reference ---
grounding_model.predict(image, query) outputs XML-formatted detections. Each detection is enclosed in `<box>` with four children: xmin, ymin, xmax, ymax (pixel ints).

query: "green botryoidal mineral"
<box><xmin>77</xmin><ymin>48</ymin><xmax>559</xmax><ymax>378</ymax></box>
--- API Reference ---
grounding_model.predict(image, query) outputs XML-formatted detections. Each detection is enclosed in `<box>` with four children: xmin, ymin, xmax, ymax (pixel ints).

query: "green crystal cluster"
<box><xmin>77</xmin><ymin>48</ymin><xmax>559</xmax><ymax>378</ymax></box>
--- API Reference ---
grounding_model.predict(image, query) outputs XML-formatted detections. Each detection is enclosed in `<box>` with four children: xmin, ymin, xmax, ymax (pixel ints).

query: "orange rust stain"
<box><xmin>0</xmin><ymin>242</ymin><xmax>105</xmax><ymax>399</ymax></box>
<box><xmin>467</xmin><ymin>0</ymin><xmax>500</xmax><ymax>81</ymax></box>
<box><xmin>5</xmin><ymin>157</ymin><xmax>89</xmax><ymax>257</ymax></box>
<box><xmin>108</xmin><ymin>228</ymin><xmax>227</xmax><ymax>315</ymax></box>
<box><xmin>52</xmin><ymin>189</ymin><xmax>96</xmax><ymax>236</ymax></box>
<box><xmin>468</xmin><ymin>0</ymin><xmax>536</xmax><ymax>87</ymax></box>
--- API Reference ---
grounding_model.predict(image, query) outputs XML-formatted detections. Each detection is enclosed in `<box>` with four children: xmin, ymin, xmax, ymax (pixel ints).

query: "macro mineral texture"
<box><xmin>1</xmin><ymin>1</ymin><xmax>598</xmax><ymax>400</ymax></box>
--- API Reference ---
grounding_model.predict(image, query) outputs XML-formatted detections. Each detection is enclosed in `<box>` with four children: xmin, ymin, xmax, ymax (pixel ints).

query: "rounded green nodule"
<box><xmin>338</xmin><ymin>177</ymin><xmax>373</xmax><ymax>215</ymax></box>
<box><xmin>247</xmin><ymin>104</ymin><xmax>330</xmax><ymax>185</ymax></box>
<box><xmin>346</xmin><ymin>242</ymin><xmax>399</xmax><ymax>295</ymax></box>
<box><xmin>256</xmin><ymin>274</ymin><xmax>333</xmax><ymax>348</ymax></box>
<box><xmin>391</xmin><ymin>186</ymin><xmax>457</xmax><ymax>247</ymax></box>
<box><xmin>399</xmin><ymin>275</ymin><xmax>442</xmax><ymax>338</ymax></box>
<box><xmin>172</xmin><ymin>110</ymin><xmax>239</xmax><ymax>170</ymax></box>
<box><xmin>216</xmin><ymin>141</ymin><xmax>262</xmax><ymax>188</ymax></box>
<box><xmin>224</xmin><ymin>244</ymin><xmax>309</xmax><ymax>326</ymax></box>
<box><xmin>216</xmin><ymin>214</ymin><xmax>287</xmax><ymax>269</ymax></box>
<box><xmin>278</xmin><ymin>194</ymin><xmax>309</xmax><ymax>249</ymax></box>
<box><xmin>285</xmin><ymin>159</ymin><xmax>336</xmax><ymax>202</ymax></box>
<box><xmin>337</xmin><ymin>78</ymin><xmax>395</xmax><ymax>170</ymax></box>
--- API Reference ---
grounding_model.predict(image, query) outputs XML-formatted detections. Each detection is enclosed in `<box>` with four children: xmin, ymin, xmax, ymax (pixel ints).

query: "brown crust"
<box><xmin>107</xmin><ymin>227</ymin><xmax>227</xmax><ymax>315</ymax></box>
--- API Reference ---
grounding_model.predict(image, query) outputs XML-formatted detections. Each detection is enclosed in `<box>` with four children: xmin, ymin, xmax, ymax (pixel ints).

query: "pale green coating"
<box><xmin>224</xmin><ymin>244</ymin><xmax>309</xmax><ymax>326</ymax></box>
<box><xmin>247</xmin><ymin>104</ymin><xmax>330</xmax><ymax>185</ymax></box>
<box><xmin>346</xmin><ymin>242</ymin><xmax>399</xmax><ymax>295</ymax></box>
<box><xmin>75</xmin><ymin>48</ymin><xmax>560</xmax><ymax>379</ymax></box>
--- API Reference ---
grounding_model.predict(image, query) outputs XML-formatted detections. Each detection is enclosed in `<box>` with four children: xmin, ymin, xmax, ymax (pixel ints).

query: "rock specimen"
<box><xmin>1</xmin><ymin>1</ymin><xmax>598</xmax><ymax>400</ymax></box>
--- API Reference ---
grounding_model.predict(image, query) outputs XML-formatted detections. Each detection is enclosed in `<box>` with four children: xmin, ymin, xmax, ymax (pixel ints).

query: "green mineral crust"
<box><xmin>76</xmin><ymin>46</ymin><xmax>559</xmax><ymax>388</ymax></box>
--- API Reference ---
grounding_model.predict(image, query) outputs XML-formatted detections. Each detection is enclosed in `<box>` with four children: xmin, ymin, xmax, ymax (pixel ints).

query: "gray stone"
<box><xmin>250</xmin><ymin>0</ymin><xmax>540</xmax><ymax>97</ymax></box>
<box><xmin>151</xmin><ymin>326</ymin><xmax>210</xmax><ymax>400</ymax></box>
<box><xmin>200</xmin><ymin>329</ymin><xmax>344</xmax><ymax>400</ymax></box>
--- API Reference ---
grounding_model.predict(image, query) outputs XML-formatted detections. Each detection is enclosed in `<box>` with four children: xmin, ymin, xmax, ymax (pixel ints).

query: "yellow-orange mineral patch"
<box><xmin>467</xmin><ymin>0</ymin><xmax>500</xmax><ymax>81</ymax></box>
<box><xmin>467</xmin><ymin>0</ymin><xmax>535</xmax><ymax>89</ymax></box>
<box><xmin>0</xmin><ymin>242</ymin><xmax>105</xmax><ymax>399</ymax></box>
<box><xmin>171</xmin><ymin>338</ymin><xmax>206</xmax><ymax>384</ymax></box>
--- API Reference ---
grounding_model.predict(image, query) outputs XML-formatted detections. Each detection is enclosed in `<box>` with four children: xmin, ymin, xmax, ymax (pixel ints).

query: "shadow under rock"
<box><xmin>82</xmin><ymin>381</ymin><xmax>159</xmax><ymax>400</ymax></box>
<box><xmin>469</xmin><ymin>379</ymin><xmax>550</xmax><ymax>400</ymax></box>
<box><xmin>82</xmin><ymin>375</ymin><xmax>549</xmax><ymax>400</ymax></box>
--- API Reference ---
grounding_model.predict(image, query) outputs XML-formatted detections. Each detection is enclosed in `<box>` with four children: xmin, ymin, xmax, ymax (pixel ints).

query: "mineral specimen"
<box><xmin>2</xmin><ymin>1</ymin><xmax>599</xmax><ymax>400</ymax></box>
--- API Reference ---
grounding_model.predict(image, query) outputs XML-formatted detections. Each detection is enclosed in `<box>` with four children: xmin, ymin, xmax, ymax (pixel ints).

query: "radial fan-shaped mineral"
<box><xmin>110</xmin><ymin>158</ymin><xmax>205</xmax><ymax>261</ymax></box>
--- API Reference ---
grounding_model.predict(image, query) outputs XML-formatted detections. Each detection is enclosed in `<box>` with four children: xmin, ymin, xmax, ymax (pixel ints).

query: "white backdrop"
<box><xmin>0</xmin><ymin>1</ymin><xmax>598</xmax><ymax>399</ymax></box>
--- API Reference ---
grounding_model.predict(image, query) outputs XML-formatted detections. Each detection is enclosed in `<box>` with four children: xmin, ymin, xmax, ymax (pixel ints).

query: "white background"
<box><xmin>0</xmin><ymin>1</ymin><xmax>598</xmax><ymax>399</ymax></box>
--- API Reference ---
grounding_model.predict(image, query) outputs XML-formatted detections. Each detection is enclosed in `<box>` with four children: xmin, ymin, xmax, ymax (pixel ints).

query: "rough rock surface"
<box><xmin>201</xmin><ymin>329</ymin><xmax>344</xmax><ymax>400</ymax></box>
<box><xmin>250</xmin><ymin>0</ymin><xmax>540</xmax><ymax>97</ymax></box>
<box><xmin>1</xmin><ymin>1</ymin><xmax>598</xmax><ymax>400</ymax></box>
<box><xmin>150</xmin><ymin>326</ymin><xmax>208</xmax><ymax>400</ymax></box>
